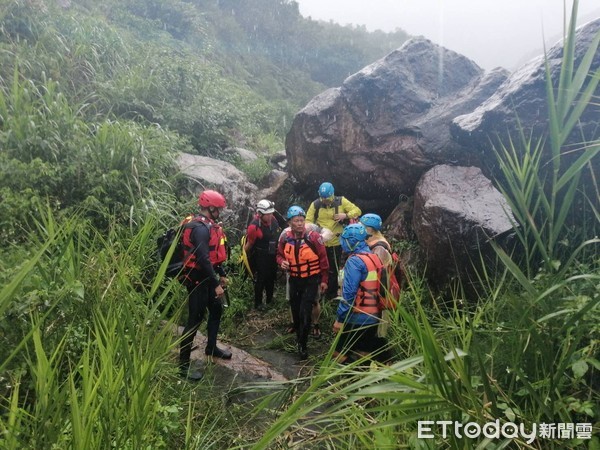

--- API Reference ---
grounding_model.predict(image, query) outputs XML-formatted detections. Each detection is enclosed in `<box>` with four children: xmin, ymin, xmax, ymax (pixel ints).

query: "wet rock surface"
<box><xmin>185</xmin><ymin>329</ymin><xmax>288</xmax><ymax>382</ymax></box>
<box><xmin>285</xmin><ymin>37</ymin><xmax>507</xmax><ymax>204</ymax></box>
<box><xmin>413</xmin><ymin>165</ymin><xmax>515</xmax><ymax>283</ymax></box>
<box><xmin>176</xmin><ymin>305</ymin><xmax>332</xmax><ymax>388</ymax></box>
<box><xmin>176</xmin><ymin>153</ymin><xmax>258</xmax><ymax>231</ymax></box>
<box><xmin>283</xmin><ymin>20</ymin><xmax>599</xmax><ymax>285</ymax></box>
<box><xmin>452</xmin><ymin>18</ymin><xmax>600</xmax><ymax>180</ymax></box>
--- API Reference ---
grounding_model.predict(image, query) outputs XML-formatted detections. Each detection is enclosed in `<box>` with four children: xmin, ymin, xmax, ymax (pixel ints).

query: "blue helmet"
<box><xmin>286</xmin><ymin>205</ymin><xmax>306</xmax><ymax>220</ymax></box>
<box><xmin>318</xmin><ymin>182</ymin><xmax>334</xmax><ymax>198</ymax></box>
<box><xmin>360</xmin><ymin>213</ymin><xmax>382</xmax><ymax>231</ymax></box>
<box><xmin>340</xmin><ymin>223</ymin><xmax>367</xmax><ymax>252</ymax></box>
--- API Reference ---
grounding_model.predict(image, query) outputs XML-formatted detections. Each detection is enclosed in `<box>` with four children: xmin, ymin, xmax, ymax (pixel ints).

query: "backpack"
<box><xmin>312</xmin><ymin>196</ymin><xmax>357</xmax><ymax>226</ymax></box>
<box><xmin>312</xmin><ymin>196</ymin><xmax>342</xmax><ymax>223</ymax></box>
<box><xmin>370</xmin><ymin>241</ymin><xmax>403</xmax><ymax>310</ymax></box>
<box><xmin>156</xmin><ymin>219</ymin><xmax>203</xmax><ymax>278</ymax></box>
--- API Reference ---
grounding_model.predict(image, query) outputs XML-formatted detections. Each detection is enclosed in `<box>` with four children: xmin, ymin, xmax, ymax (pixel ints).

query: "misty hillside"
<box><xmin>0</xmin><ymin>0</ymin><xmax>408</xmax><ymax>155</ymax></box>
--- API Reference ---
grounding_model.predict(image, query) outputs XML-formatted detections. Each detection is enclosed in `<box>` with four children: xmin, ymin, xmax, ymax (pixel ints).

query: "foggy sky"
<box><xmin>295</xmin><ymin>0</ymin><xmax>600</xmax><ymax>71</ymax></box>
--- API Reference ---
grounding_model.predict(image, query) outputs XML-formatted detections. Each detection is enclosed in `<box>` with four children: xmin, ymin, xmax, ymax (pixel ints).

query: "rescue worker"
<box><xmin>244</xmin><ymin>199</ymin><xmax>281</xmax><ymax>310</ymax></box>
<box><xmin>305</xmin><ymin>181</ymin><xmax>361</xmax><ymax>337</ymax></box>
<box><xmin>360</xmin><ymin>213</ymin><xmax>393</xmax><ymax>337</ymax></box>
<box><xmin>277</xmin><ymin>206</ymin><xmax>329</xmax><ymax>359</ymax></box>
<box><xmin>332</xmin><ymin>223</ymin><xmax>385</xmax><ymax>364</ymax></box>
<box><xmin>179</xmin><ymin>190</ymin><xmax>232</xmax><ymax>381</ymax></box>
<box><xmin>360</xmin><ymin>213</ymin><xmax>393</xmax><ymax>267</ymax></box>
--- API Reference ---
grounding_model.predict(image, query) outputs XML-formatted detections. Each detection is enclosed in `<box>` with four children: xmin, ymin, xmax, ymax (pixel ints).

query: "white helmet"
<box><xmin>256</xmin><ymin>199</ymin><xmax>275</xmax><ymax>214</ymax></box>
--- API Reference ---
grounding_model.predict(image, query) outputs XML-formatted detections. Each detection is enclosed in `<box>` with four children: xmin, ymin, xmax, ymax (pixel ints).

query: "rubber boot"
<box><xmin>179</xmin><ymin>363</ymin><xmax>203</xmax><ymax>381</ymax></box>
<box><xmin>297</xmin><ymin>343</ymin><xmax>308</xmax><ymax>360</ymax></box>
<box><xmin>205</xmin><ymin>346</ymin><xmax>232</xmax><ymax>359</ymax></box>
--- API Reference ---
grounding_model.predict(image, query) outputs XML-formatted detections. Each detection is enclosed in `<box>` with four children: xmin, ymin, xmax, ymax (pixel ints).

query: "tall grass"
<box><xmin>0</xmin><ymin>206</ymin><xmax>227</xmax><ymax>449</ymax></box>
<box><xmin>493</xmin><ymin>0</ymin><xmax>599</xmax><ymax>280</ymax></box>
<box><xmin>1</xmin><ymin>1</ymin><xmax>598</xmax><ymax>449</ymax></box>
<box><xmin>245</xmin><ymin>269</ymin><xmax>517</xmax><ymax>449</ymax></box>
<box><xmin>487</xmin><ymin>2</ymin><xmax>599</xmax><ymax>432</ymax></box>
<box><xmin>0</xmin><ymin>69</ymin><xmax>188</xmax><ymax>237</ymax></box>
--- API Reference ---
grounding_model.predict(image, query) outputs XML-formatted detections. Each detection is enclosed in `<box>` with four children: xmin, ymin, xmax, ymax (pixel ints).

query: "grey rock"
<box><xmin>225</xmin><ymin>146</ymin><xmax>258</xmax><ymax>163</ymax></box>
<box><xmin>452</xmin><ymin>18</ymin><xmax>600</xmax><ymax>178</ymax></box>
<box><xmin>413</xmin><ymin>165</ymin><xmax>515</xmax><ymax>282</ymax></box>
<box><xmin>257</xmin><ymin>170</ymin><xmax>292</xmax><ymax>218</ymax></box>
<box><xmin>176</xmin><ymin>153</ymin><xmax>258</xmax><ymax>231</ymax></box>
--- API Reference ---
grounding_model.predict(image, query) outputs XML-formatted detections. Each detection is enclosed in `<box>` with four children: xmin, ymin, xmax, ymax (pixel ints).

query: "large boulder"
<box><xmin>452</xmin><ymin>18</ymin><xmax>600</xmax><ymax>177</ymax></box>
<box><xmin>413</xmin><ymin>165</ymin><xmax>515</xmax><ymax>283</ymax></box>
<box><xmin>177</xmin><ymin>153</ymin><xmax>257</xmax><ymax>234</ymax></box>
<box><xmin>286</xmin><ymin>37</ymin><xmax>508</xmax><ymax>210</ymax></box>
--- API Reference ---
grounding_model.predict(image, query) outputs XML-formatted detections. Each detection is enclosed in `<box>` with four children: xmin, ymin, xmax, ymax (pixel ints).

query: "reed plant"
<box><xmin>487</xmin><ymin>0</ymin><xmax>599</xmax><ymax>426</ymax></box>
<box><xmin>461</xmin><ymin>0</ymin><xmax>599</xmax><ymax>443</ymax></box>
<box><xmin>1</xmin><ymin>1</ymin><xmax>598</xmax><ymax>448</ymax></box>
<box><xmin>0</xmin><ymin>206</ymin><xmax>233</xmax><ymax>449</ymax></box>
<box><xmin>493</xmin><ymin>0</ymin><xmax>599</xmax><ymax>281</ymax></box>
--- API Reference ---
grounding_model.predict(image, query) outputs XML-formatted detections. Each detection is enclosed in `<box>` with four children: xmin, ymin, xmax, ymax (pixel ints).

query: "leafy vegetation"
<box><xmin>0</xmin><ymin>0</ymin><xmax>598</xmax><ymax>448</ymax></box>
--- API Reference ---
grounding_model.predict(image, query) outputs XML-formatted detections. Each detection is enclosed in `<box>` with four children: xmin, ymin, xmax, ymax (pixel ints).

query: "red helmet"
<box><xmin>198</xmin><ymin>190</ymin><xmax>226</xmax><ymax>208</ymax></box>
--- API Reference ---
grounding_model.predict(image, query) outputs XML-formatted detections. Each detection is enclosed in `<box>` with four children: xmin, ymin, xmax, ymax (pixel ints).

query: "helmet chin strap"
<box><xmin>342</xmin><ymin>237</ymin><xmax>358</xmax><ymax>253</ymax></box>
<box><xmin>207</xmin><ymin>206</ymin><xmax>219</xmax><ymax>220</ymax></box>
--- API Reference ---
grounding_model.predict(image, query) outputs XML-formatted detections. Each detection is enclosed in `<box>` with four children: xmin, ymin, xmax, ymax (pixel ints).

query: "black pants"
<box><xmin>179</xmin><ymin>278</ymin><xmax>223</xmax><ymax>366</ymax></box>
<box><xmin>252</xmin><ymin>250</ymin><xmax>278</xmax><ymax>307</ymax></box>
<box><xmin>335</xmin><ymin>322</ymin><xmax>388</xmax><ymax>361</ymax></box>
<box><xmin>325</xmin><ymin>245</ymin><xmax>342</xmax><ymax>299</ymax></box>
<box><xmin>288</xmin><ymin>275</ymin><xmax>320</xmax><ymax>350</ymax></box>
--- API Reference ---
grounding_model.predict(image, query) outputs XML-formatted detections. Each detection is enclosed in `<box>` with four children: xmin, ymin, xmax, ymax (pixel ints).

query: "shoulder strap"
<box><xmin>371</xmin><ymin>240</ymin><xmax>391</xmax><ymax>252</ymax></box>
<box><xmin>303</xmin><ymin>231</ymin><xmax>320</xmax><ymax>256</ymax></box>
<box><xmin>334</xmin><ymin>196</ymin><xmax>342</xmax><ymax>215</ymax></box>
<box><xmin>312</xmin><ymin>199</ymin><xmax>322</xmax><ymax>223</ymax></box>
<box><xmin>270</xmin><ymin>218</ymin><xmax>280</xmax><ymax>233</ymax></box>
<box><xmin>359</xmin><ymin>252</ymin><xmax>383</xmax><ymax>269</ymax></box>
<box><xmin>183</xmin><ymin>217</ymin><xmax>210</xmax><ymax>247</ymax></box>
<box><xmin>313</xmin><ymin>196</ymin><xmax>343</xmax><ymax>221</ymax></box>
<box><xmin>187</xmin><ymin>215</ymin><xmax>210</xmax><ymax>230</ymax></box>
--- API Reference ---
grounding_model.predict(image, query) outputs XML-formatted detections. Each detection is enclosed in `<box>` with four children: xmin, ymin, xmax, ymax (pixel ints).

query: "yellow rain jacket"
<box><xmin>305</xmin><ymin>196</ymin><xmax>361</xmax><ymax>247</ymax></box>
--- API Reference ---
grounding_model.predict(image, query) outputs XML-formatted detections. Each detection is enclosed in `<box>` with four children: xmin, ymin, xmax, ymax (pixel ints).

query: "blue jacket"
<box><xmin>336</xmin><ymin>241</ymin><xmax>380</xmax><ymax>326</ymax></box>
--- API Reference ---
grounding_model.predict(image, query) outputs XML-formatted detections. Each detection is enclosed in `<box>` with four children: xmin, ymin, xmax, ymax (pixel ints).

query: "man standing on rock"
<box><xmin>277</xmin><ymin>206</ymin><xmax>329</xmax><ymax>359</ymax></box>
<box><xmin>178</xmin><ymin>189</ymin><xmax>232</xmax><ymax>381</ymax></box>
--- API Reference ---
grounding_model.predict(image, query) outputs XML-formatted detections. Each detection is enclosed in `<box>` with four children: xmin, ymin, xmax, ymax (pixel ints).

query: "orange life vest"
<box><xmin>181</xmin><ymin>214</ymin><xmax>227</xmax><ymax>269</ymax></box>
<box><xmin>353</xmin><ymin>253</ymin><xmax>383</xmax><ymax>316</ymax></box>
<box><xmin>370</xmin><ymin>241</ymin><xmax>401</xmax><ymax>310</ymax></box>
<box><xmin>282</xmin><ymin>230</ymin><xmax>321</xmax><ymax>278</ymax></box>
